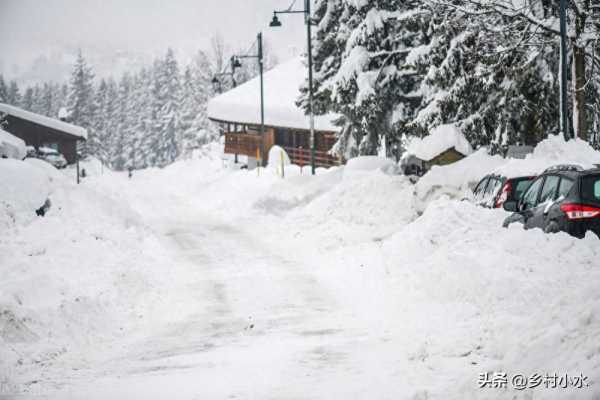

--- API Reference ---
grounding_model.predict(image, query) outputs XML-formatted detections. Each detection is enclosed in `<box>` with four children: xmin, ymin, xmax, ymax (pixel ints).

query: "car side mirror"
<box><xmin>503</xmin><ymin>200</ymin><xmax>518</xmax><ymax>212</ymax></box>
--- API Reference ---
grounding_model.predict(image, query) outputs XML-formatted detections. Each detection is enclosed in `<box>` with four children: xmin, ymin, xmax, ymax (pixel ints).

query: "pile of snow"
<box><xmin>405</xmin><ymin>123</ymin><xmax>473</xmax><ymax>161</ymax></box>
<box><xmin>345</xmin><ymin>155</ymin><xmax>400</xmax><ymax>175</ymax></box>
<box><xmin>415</xmin><ymin>134</ymin><xmax>600</xmax><ymax>211</ymax></box>
<box><xmin>494</xmin><ymin>135</ymin><xmax>600</xmax><ymax>178</ymax></box>
<box><xmin>0</xmin><ymin>159</ymin><xmax>55</xmax><ymax>227</ymax></box>
<box><xmin>0</xmin><ymin>158</ymin><xmax>179</xmax><ymax>389</ymax></box>
<box><xmin>208</xmin><ymin>58</ymin><xmax>340</xmax><ymax>132</ymax></box>
<box><xmin>267</xmin><ymin>145</ymin><xmax>291</xmax><ymax>170</ymax></box>
<box><xmin>0</xmin><ymin>128</ymin><xmax>26</xmax><ymax>160</ymax></box>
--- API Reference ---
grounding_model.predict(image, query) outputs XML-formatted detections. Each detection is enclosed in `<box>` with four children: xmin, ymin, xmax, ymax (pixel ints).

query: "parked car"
<box><xmin>471</xmin><ymin>174</ymin><xmax>535</xmax><ymax>209</ymax></box>
<box><xmin>502</xmin><ymin>164</ymin><xmax>600</xmax><ymax>238</ymax></box>
<box><xmin>35</xmin><ymin>147</ymin><xmax>68</xmax><ymax>169</ymax></box>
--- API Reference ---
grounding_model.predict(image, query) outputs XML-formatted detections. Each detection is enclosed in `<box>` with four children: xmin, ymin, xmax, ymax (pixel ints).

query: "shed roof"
<box><xmin>208</xmin><ymin>57</ymin><xmax>340</xmax><ymax>132</ymax></box>
<box><xmin>0</xmin><ymin>103</ymin><xmax>87</xmax><ymax>140</ymax></box>
<box><xmin>404</xmin><ymin>124</ymin><xmax>473</xmax><ymax>162</ymax></box>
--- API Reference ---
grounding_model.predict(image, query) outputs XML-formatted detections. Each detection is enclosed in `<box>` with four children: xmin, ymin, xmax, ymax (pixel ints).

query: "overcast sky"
<box><xmin>0</xmin><ymin>0</ymin><xmax>306</xmax><ymax>84</ymax></box>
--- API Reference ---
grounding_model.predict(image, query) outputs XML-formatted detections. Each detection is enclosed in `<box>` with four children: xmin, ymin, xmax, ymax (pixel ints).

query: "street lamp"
<box><xmin>211</xmin><ymin>56</ymin><xmax>242</xmax><ymax>93</ymax></box>
<box><xmin>234</xmin><ymin>33</ymin><xmax>266</xmax><ymax>163</ymax></box>
<box><xmin>270</xmin><ymin>0</ymin><xmax>317</xmax><ymax>175</ymax></box>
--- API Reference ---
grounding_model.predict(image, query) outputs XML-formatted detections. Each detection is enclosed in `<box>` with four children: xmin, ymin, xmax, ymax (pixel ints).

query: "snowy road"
<box><xmin>43</xmin><ymin>206</ymin><xmax>373</xmax><ymax>399</ymax></box>
<box><xmin>5</xmin><ymin>144</ymin><xmax>600</xmax><ymax>399</ymax></box>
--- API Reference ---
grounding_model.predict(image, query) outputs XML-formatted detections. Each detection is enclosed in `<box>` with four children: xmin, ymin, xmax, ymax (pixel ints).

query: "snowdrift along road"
<box><xmin>1</xmin><ymin>137</ymin><xmax>599</xmax><ymax>399</ymax></box>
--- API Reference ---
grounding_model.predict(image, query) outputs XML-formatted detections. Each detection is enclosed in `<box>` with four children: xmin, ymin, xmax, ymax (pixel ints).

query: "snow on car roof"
<box><xmin>405</xmin><ymin>124</ymin><xmax>473</xmax><ymax>162</ymax></box>
<box><xmin>208</xmin><ymin>57</ymin><xmax>340</xmax><ymax>132</ymax></box>
<box><xmin>0</xmin><ymin>103</ymin><xmax>87</xmax><ymax>140</ymax></box>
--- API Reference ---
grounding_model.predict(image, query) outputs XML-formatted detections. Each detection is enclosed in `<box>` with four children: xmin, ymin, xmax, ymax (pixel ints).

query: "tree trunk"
<box><xmin>572</xmin><ymin>44</ymin><xmax>587</xmax><ymax>141</ymax></box>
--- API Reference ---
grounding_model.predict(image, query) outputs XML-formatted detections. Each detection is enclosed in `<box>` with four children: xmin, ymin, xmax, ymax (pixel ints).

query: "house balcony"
<box><xmin>224</xmin><ymin>132</ymin><xmax>263</xmax><ymax>158</ymax></box>
<box><xmin>282</xmin><ymin>146</ymin><xmax>340</xmax><ymax>168</ymax></box>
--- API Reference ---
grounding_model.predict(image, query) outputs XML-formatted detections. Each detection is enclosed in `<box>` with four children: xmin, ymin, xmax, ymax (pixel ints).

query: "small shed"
<box><xmin>402</xmin><ymin>124</ymin><xmax>473</xmax><ymax>175</ymax></box>
<box><xmin>0</xmin><ymin>103</ymin><xmax>87</xmax><ymax>164</ymax></box>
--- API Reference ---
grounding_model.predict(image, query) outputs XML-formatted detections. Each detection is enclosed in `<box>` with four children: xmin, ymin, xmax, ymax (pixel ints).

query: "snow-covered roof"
<box><xmin>208</xmin><ymin>58</ymin><xmax>340</xmax><ymax>132</ymax></box>
<box><xmin>405</xmin><ymin>124</ymin><xmax>473</xmax><ymax>161</ymax></box>
<box><xmin>0</xmin><ymin>103</ymin><xmax>87</xmax><ymax>140</ymax></box>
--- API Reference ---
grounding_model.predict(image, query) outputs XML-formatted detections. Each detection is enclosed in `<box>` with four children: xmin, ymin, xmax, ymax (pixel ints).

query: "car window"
<box><xmin>538</xmin><ymin>175</ymin><xmax>560</xmax><ymax>204</ymax></box>
<box><xmin>513</xmin><ymin>179</ymin><xmax>533</xmax><ymax>201</ymax></box>
<box><xmin>485</xmin><ymin>178</ymin><xmax>503</xmax><ymax>197</ymax></box>
<box><xmin>581</xmin><ymin>175</ymin><xmax>600</xmax><ymax>205</ymax></box>
<box><xmin>473</xmin><ymin>177</ymin><xmax>489</xmax><ymax>196</ymax></box>
<box><xmin>557</xmin><ymin>177</ymin><xmax>574</xmax><ymax>198</ymax></box>
<box><xmin>521</xmin><ymin>177</ymin><xmax>544</xmax><ymax>209</ymax></box>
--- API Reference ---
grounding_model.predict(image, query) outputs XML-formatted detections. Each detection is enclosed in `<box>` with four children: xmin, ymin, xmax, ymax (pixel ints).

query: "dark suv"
<box><xmin>503</xmin><ymin>165</ymin><xmax>600</xmax><ymax>238</ymax></box>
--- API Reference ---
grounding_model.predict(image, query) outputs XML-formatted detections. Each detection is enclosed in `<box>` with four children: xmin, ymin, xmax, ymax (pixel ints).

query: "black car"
<box><xmin>503</xmin><ymin>164</ymin><xmax>600</xmax><ymax>238</ymax></box>
<box><xmin>472</xmin><ymin>174</ymin><xmax>535</xmax><ymax>209</ymax></box>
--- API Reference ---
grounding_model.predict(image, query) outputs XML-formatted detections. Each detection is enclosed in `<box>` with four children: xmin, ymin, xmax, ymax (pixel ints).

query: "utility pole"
<box><xmin>305</xmin><ymin>0</ymin><xmax>316</xmax><ymax>175</ymax></box>
<box><xmin>270</xmin><ymin>0</ymin><xmax>317</xmax><ymax>174</ymax></box>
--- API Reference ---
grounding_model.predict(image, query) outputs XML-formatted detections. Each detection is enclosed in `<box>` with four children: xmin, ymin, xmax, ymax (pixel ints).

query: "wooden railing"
<box><xmin>224</xmin><ymin>132</ymin><xmax>263</xmax><ymax>157</ymax></box>
<box><xmin>283</xmin><ymin>146</ymin><xmax>340</xmax><ymax>168</ymax></box>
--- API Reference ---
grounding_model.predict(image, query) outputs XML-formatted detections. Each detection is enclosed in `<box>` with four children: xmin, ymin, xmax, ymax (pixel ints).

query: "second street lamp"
<box><xmin>234</xmin><ymin>32</ymin><xmax>266</xmax><ymax>165</ymax></box>
<box><xmin>270</xmin><ymin>0</ymin><xmax>317</xmax><ymax>175</ymax></box>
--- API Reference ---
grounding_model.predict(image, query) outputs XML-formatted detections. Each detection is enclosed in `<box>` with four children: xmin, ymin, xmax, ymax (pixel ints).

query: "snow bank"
<box><xmin>405</xmin><ymin>123</ymin><xmax>473</xmax><ymax>161</ymax></box>
<box><xmin>344</xmin><ymin>155</ymin><xmax>399</xmax><ymax>174</ymax></box>
<box><xmin>0</xmin><ymin>128</ymin><xmax>26</xmax><ymax>160</ymax></box>
<box><xmin>414</xmin><ymin>149</ymin><xmax>505</xmax><ymax>210</ymax></box>
<box><xmin>415</xmin><ymin>134</ymin><xmax>600</xmax><ymax>211</ymax></box>
<box><xmin>0</xmin><ymin>159</ymin><xmax>176</xmax><ymax>387</ymax></box>
<box><xmin>0</xmin><ymin>158</ymin><xmax>55</xmax><ymax>227</ymax></box>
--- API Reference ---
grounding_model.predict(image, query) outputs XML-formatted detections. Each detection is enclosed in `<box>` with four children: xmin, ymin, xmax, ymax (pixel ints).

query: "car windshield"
<box><xmin>581</xmin><ymin>175</ymin><xmax>600</xmax><ymax>205</ymax></box>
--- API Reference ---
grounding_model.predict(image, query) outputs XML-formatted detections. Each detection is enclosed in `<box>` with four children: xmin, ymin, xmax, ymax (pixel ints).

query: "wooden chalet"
<box><xmin>0</xmin><ymin>103</ymin><xmax>87</xmax><ymax>164</ymax></box>
<box><xmin>208</xmin><ymin>58</ymin><xmax>341</xmax><ymax>168</ymax></box>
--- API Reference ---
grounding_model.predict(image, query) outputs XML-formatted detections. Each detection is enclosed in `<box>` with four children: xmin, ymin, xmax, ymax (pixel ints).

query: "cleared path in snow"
<box><xmin>45</xmin><ymin>200</ymin><xmax>371</xmax><ymax>399</ymax></box>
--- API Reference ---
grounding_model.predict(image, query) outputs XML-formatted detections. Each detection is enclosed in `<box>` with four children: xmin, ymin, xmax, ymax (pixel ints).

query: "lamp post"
<box><xmin>211</xmin><ymin>56</ymin><xmax>241</xmax><ymax>93</ymax></box>
<box><xmin>270</xmin><ymin>0</ymin><xmax>316</xmax><ymax>175</ymax></box>
<box><xmin>559</xmin><ymin>0</ymin><xmax>570</xmax><ymax>141</ymax></box>
<box><xmin>234</xmin><ymin>32</ymin><xmax>266</xmax><ymax>165</ymax></box>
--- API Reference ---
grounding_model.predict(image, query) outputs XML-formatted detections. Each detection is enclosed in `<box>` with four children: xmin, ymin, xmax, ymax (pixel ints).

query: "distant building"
<box><xmin>401</xmin><ymin>124</ymin><xmax>473</xmax><ymax>175</ymax></box>
<box><xmin>0</xmin><ymin>103</ymin><xmax>87</xmax><ymax>164</ymax></box>
<box><xmin>207</xmin><ymin>58</ymin><xmax>341</xmax><ymax>168</ymax></box>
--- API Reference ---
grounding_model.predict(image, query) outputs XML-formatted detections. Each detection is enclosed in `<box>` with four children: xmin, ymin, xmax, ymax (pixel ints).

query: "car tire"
<box><xmin>544</xmin><ymin>221</ymin><xmax>560</xmax><ymax>234</ymax></box>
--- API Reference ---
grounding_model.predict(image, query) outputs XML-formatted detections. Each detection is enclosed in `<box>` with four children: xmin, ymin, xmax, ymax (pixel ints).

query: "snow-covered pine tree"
<box><xmin>7</xmin><ymin>81</ymin><xmax>21</xmax><ymax>107</ymax></box>
<box><xmin>303</xmin><ymin>0</ymin><xmax>432</xmax><ymax>158</ymax></box>
<box><xmin>153</xmin><ymin>49</ymin><xmax>181</xmax><ymax>166</ymax></box>
<box><xmin>179</xmin><ymin>50</ymin><xmax>218</xmax><ymax>156</ymax></box>
<box><xmin>129</xmin><ymin>67</ymin><xmax>154</xmax><ymax>169</ymax></box>
<box><xmin>21</xmin><ymin>87</ymin><xmax>34</xmax><ymax>111</ymax></box>
<box><xmin>39</xmin><ymin>83</ymin><xmax>54</xmax><ymax>116</ymax></box>
<box><xmin>67</xmin><ymin>50</ymin><xmax>96</xmax><ymax>157</ymax></box>
<box><xmin>109</xmin><ymin>73</ymin><xmax>134</xmax><ymax>170</ymax></box>
<box><xmin>451</xmin><ymin>0</ymin><xmax>600</xmax><ymax>142</ymax></box>
<box><xmin>0</xmin><ymin>75</ymin><xmax>7</xmax><ymax>103</ymax></box>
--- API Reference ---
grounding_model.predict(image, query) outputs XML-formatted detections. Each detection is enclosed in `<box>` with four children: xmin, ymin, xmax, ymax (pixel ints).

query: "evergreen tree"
<box><xmin>0</xmin><ymin>75</ymin><xmax>7</xmax><ymax>103</ymax></box>
<box><xmin>7</xmin><ymin>81</ymin><xmax>21</xmax><ymax>106</ymax></box>
<box><xmin>67</xmin><ymin>50</ymin><xmax>95</xmax><ymax>156</ymax></box>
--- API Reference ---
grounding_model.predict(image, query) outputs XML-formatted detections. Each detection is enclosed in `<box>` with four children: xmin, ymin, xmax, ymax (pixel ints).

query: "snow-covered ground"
<box><xmin>2</xmin><ymin>138</ymin><xmax>600</xmax><ymax>399</ymax></box>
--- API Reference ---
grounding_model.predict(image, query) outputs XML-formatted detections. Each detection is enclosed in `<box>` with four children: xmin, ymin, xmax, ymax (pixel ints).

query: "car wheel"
<box><xmin>544</xmin><ymin>221</ymin><xmax>560</xmax><ymax>234</ymax></box>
